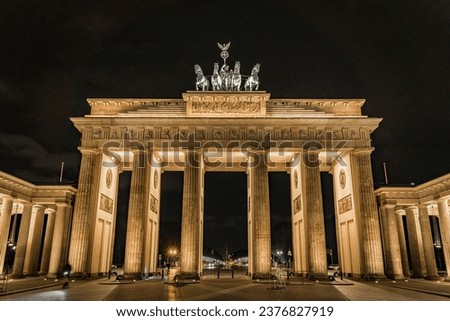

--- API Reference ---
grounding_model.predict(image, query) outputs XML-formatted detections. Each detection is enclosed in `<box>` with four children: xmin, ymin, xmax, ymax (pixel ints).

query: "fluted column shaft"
<box><xmin>180</xmin><ymin>150</ymin><xmax>203</xmax><ymax>275</ymax></box>
<box><xmin>437</xmin><ymin>200</ymin><xmax>450</xmax><ymax>280</ymax></box>
<box><xmin>248</xmin><ymin>150</ymin><xmax>271</xmax><ymax>276</ymax></box>
<box><xmin>68</xmin><ymin>150</ymin><xmax>100</xmax><ymax>275</ymax></box>
<box><xmin>39</xmin><ymin>209</ymin><xmax>56</xmax><ymax>275</ymax></box>
<box><xmin>405</xmin><ymin>207</ymin><xmax>425</xmax><ymax>277</ymax></box>
<box><xmin>24</xmin><ymin>205</ymin><xmax>45</xmax><ymax>276</ymax></box>
<box><xmin>353</xmin><ymin>149</ymin><xmax>385</xmax><ymax>278</ymax></box>
<box><xmin>47</xmin><ymin>203</ymin><xmax>68</xmax><ymax>277</ymax></box>
<box><xmin>302</xmin><ymin>151</ymin><xmax>327</xmax><ymax>277</ymax></box>
<box><xmin>395</xmin><ymin>210</ymin><xmax>411</xmax><ymax>277</ymax></box>
<box><xmin>418</xmin><ymin>205</ymin><xmax>439</xmax><ymax>279</ymax></box>
<box><xmin>124</xmin><ymin>151</ymin><xmax>148</xmax><ymax>277</ymax></box>
<box><xmin>381</xmin><ymin>206</ymin><xmax>404</xmax><ymax>279</ymax></box>
<box><xmin>11</xmin><ymin>203</ymin><xmax>33</xmax><ymax>277</ymax></box>
<box><xmin>0</xmin><ymin>197</ymin><xmax>14</xmax><ymax>273</ymax></box>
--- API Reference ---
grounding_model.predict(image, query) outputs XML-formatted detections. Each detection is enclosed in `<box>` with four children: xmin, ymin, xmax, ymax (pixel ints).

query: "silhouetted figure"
<box><xmin>62</xmin><ymin>263</ymin><xmax>72</xmax><ymax>289</ymax></box>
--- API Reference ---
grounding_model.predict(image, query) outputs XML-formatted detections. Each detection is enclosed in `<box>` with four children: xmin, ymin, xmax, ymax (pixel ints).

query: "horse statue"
<box><xmin>244</xmin><ymin>63</ymin><xmax>260</xmax><ymax>91</ymax></box>
<box><xmin>194</xmin><ymin>64</ymin><xmax>210</xmax><ymax>91</ymax></box>
<box><xmin>211</xmin><ymin>62</ymin><xmax>222</xmax><ymax>91</ymax></box>
<box><xmin>231</xmin><ymin>61</ymin><xmax>242</xmax><ymax>91</ymax></box>
<box><xmin>220</xmin><ymin>64</ymin><xmax>232</xmax><ymax>91</ymax></box>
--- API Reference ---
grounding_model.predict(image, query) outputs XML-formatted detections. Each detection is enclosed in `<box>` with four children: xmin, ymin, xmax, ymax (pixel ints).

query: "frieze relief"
<box><xmin>82</xmin><ymin>125</ymin><xmax>371</xmax><ymax>146</ymax></box>
<box><xmin>100</xmin><ymin>193</ymin><xmax>114</xmax><ymax>214</ymax></box>
<box><xmin>212</xmin><ymin>129</ymin><xmax>224</xmax><ymax>140</ymax></box>
<box><xmin>144</xmin><ymin>129</ymin><xmax>154</xmax><ymax>139</ymax></box>
<box><xmin>196</xmin><ymin>129</ymin><xmax>206</xmax><ymax>140</ymax></box>
<box><xmin>191</xmin><ymin>101</ymin><xmax>262</xmax><ymax>114</ymax></box>
<box><xmin>293</xmin><ymin>194</ymin><xmax>302</xmax><ymax>214</ymax></box>
<box><xmin>92</xmin><ymin>128</ymin><xmax>104</xmax><ymax>139</ymax></box>
<box><xmin>229</xmin><ymin>128</ymin><xmax>239</xmax><ymax>139</ymax></box>
<box><xmin>150</xmin><ymin>194</ymin><xmax>159</xmax><ymax>214</ymax></box>
<box><xmin>338</xmin><ymin>194</ymin><xmax>353</xmax><ymax>214</ymax></box>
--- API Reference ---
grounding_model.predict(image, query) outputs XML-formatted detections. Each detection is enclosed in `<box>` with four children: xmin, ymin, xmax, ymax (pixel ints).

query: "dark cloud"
<box><xmin>0</xmin><ymin>133</ymin><xmax>79</xmax><ymax>183</ymax></box>
<box><xmin>0</xmin><ymin>0</ymin><xmax>448</xmax><ymax>253</ymax></box>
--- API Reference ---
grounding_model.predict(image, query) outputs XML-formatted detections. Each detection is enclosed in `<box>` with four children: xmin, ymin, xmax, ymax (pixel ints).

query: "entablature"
<box><xmin>375</xmin><ymin>173</ymin><xmax>450</xmax><ymax>206</ymax></box>
<box><xmin>0</xmin><ymin>171</ymin><xmax>76</xmax><ymax>205</ymax></box>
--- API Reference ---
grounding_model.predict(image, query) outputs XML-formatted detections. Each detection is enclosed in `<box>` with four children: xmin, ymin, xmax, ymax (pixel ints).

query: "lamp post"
<box><xmin>168</xmin><ymin>249</ymin><xmax>177</xmax><ymax>267</ymax></box>
<box><xmin>276</xmin><ymin>250</ymin><xmax>283</xmax><ymax>267</ymax></box>
<box><xmin>287</xmin><ymin>249</ymin><xmax>292</xmax><ymax>269</ymax></box>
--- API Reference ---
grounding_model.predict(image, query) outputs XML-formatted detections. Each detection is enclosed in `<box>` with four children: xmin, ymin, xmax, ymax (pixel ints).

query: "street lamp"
<box><xmin>287</xmin><ymin>249</ymin><xmax>292</xmax><ymax>269</ymax></box>
<box><xmin>276</xmin><ymin>250</ymin><xmax>283</xmax><ymax>267</ymax></box>
<box><xmin>168</xmin><ymin>249</ymin><xmax>177</xmax><ymax>267</ymax></box>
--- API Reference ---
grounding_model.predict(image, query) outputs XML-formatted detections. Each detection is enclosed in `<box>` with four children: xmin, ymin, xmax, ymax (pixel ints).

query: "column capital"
<box><xmin>381</xmin><ymin>202</ymin><xmax>397</xmax><ymax>209</ymax></box>
<box><xmin>352</xmin><ymin>147</ymin><xmax>375</xmax><ymax>156</ymax></box>
<box><xmin>130</xmin><ymin>148</ymin><xmax>149</xmax><ymax>156</ymax></box>
<box><xmin>77</xmin><ymin>147</ymin><xmax>100</xmax><ymax>155</ymax></box>
<box><xmin>418</xmin><ymin>203</ymin><xmax>430</xmax><ymax>210</ymax></box>
<box><xmin>55</xmin><ymin>201</ymin><xmax>69</xmax><ymax>208</ymax></box>
<box><xmin>395</xmin><ymin>208</ymin><xmax>406</xmax><ymax>215</ymax></box>
<box><xmin>302</xmin><ymin>148</ymin><xmax>321</xmax><ymax>156</ymax></box>
<box><xmin>1</xmin><ymin>195</ymin><xmax>14</xmax><ymax>202</ymax></box>
<box><xmin>247</xmin><ymin>148</ymin><xmax>269</xmax><ymax>156</ymax></box>
<box><xmin>45</xmin><ymin>208</ymin><xmax>57</xmax><ymax>214</ymax></box>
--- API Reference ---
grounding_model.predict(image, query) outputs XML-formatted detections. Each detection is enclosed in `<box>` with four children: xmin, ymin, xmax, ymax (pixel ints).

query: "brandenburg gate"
<box><xmin>67</xmin><ymin>45</ymin><xmax>386</xmax><ymax>280</ymax></box>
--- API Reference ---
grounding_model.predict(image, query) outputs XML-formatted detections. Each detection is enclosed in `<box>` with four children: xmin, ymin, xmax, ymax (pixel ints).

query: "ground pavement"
<box><xmin>1</xmin><ymin>272</ymin><xmax>450</xmax><ymax>301</ymax></box>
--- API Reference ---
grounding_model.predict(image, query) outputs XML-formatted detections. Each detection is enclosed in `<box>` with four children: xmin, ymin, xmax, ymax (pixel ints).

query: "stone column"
<box><xmin>124</xmin><ymin>151</ymin><xmax>149</xmax><ymax>278</ymax></box>
<box><xmin>68</xmin><ymin>149</ymin><xmax>101</xmax><ymax>276</ymax></box>
<box><xmin>352</xmin><ymin>149</ymin><xmax>385</xmax><ymax>278</ymax></box>
<box><xmin>437</xmin><ymin>199</ymin><xmax>450</xmax><ymax>281</ymax></box>
<box><xmin>39</xmin><ymin>208</ymin><xmax>56</xmax><ymax>275</ymax></box>
<box><xmin>303</xmin><ymin>151</ymin><xmax>327</xmax><ymax>278</ymax></box>
<box><xmin>380</xmin><ymin>205</ymin><xmax>404</xmax><ymax>279</ymax></box>
<box><xmin>0</xmin><ymin>197</ymin><xmax>14</xmax><ymax>274</ymax></box>
<box><xmin>395</xmin><ymin>209</ymin><xmax>411</xmax><ymax>277</ymax></box>
<box><xmin>180</xmin><ymin>150</ymin><xmax>203</xmax><ymax>277</ymax></box>
<box><xmin>247</xmin><ymin>150</ymin><xmax>272</xmax><ymax>278</ymax></box>
<box><xmin>418</xmin><ymin>204</ymin><xmax>439</xmax><ymax>279</ymax></box>
<box><xmin>24</xmin><ymin>205</ymin><xmax>45</xmax><ymax>276</ymax></box>
<box><xmin>405</xmin><ymin>206</ymin><xmax>425</xmax><ymax>277</ymax></box>
<box><xmin>47</xmin><ymin>203</ymin><xmax>69</xmax><ymax>277</ymax></box>
<box><xmin>11</xmin><ymin>202</ymin><xmax>33</xmax><ymax>277</ymax></box>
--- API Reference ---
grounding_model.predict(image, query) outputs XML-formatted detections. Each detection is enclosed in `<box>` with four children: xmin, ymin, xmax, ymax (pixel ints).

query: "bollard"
<box><xmin>231</xmin><ymin>269</ymin><xmax>234</xmax><ymax>279</ymax></box>
<box><xmin>217</xmin><ymin>269</ymin><xmax>220</xmax><ymax>279</ymax></box>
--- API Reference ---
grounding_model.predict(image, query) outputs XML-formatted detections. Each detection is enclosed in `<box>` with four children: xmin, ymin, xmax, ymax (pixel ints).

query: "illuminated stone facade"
<box><xmin>2</xmin><ymin>93</ymin><xmax>447</xmax><ymax>281</ymax></box>
<box><xmin>375</xmin><ymin>174</ymin><xmax>450</xmax><ymax>280</ymax></box>
<box><xmin>0</xmin><ymin>172</ymin><xmax>75</xmax><ymax>277</ymax></box>
<box><xmin>68</xmin><ymin>91</ymin><xmax>386</xmax><ymax>279</ymax></box>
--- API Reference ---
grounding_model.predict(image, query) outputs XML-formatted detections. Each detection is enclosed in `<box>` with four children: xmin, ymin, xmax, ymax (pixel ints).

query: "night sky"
<box><xmin>0</xmin><ymin>1</ymin><xmax>449</xmax><ymax>259</ymax></box>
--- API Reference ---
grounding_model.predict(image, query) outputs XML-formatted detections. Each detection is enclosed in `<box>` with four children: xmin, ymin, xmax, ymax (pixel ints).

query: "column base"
<box><xmin>424</xmin><ymin>275</ymin><xmax>441</xmax><ymax>280</ymax></box>
<box><xmin>69</xmin><ymin>272</ymin><xmax>88</xmax><ymax>279</ymax></box>
<box><xmin>307</xmin><ymin>273</ymin><xmax>330</xmax><ymax>281</ymax></box>
<box><xmin>177</xmin><ymin>272</ymin><xmax>200</xmax><ymax>282</ymax></box>
<box><xmin>122</xmin><ymin>273</ymin><xmax>142</xmax><ymax>280</ymax></box>
<box><xmin>9</xmin><ymin>274</ymin><xmax>26</xmax><ymax>279</ymax></box>
<box><xmin>387</xmin><ymin>274</ymin><xmax>405</xmax><ymax>280</ymax></box>
<box><xmin>443</xmin><ymin>276</ymin><xmax>450</xmax><ymax>282</ymax></box>
<box><xmin>252</xmin><ymin>272</ymin><xmax>274</xmax><ymax>281</ymax></box>
<box><xmin>363</xmin><ymin>273</ymin><xmax>387</xmax><ymax>280</ymax></box>
<box><xmin>46</xmin><ymin>273</ymin><xmax>58</xmax><ymax>279</ymax></box>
